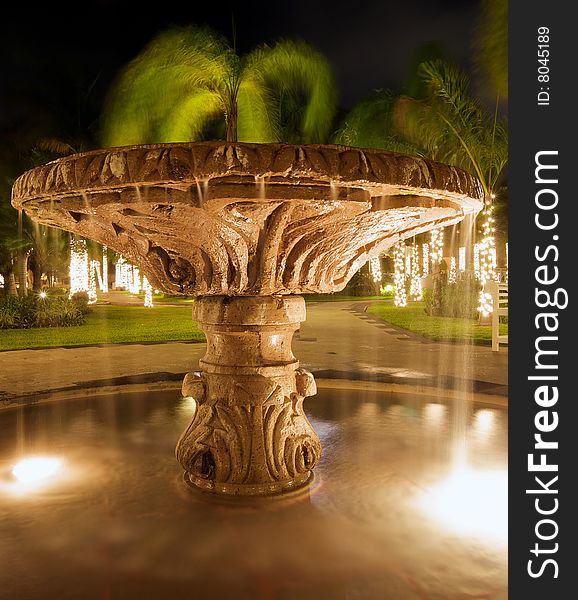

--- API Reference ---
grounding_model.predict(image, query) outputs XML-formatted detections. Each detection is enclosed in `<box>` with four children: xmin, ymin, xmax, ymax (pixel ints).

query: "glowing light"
<box><xmin>424</xmin><ymin>402</ymin><xmax>447</xmax><ymax>425</ymax></box>
<box><xmin>129</xmin><ymin>266</ymin><xmax>141</xmax><ymax>294</ymax></box>
<box><xmin>477</xmin><ymin>195</ymin><xmax>498</xmax><ymax>314</ymax></box>
<box><xmin>473</xmin><ymin>409</ymin><xmax>495</xmax><ymax>438</ymax></box>
<box><xmin>393</xmin><ymin>241</ymin><xmax>407</xmax><ymax>307</ymax></box>
<box><xmin>88</xmin><ymin>260</ymin><xmax>98</xmax><ymax>304</ymax></box>
<box><xmin>448</xmin><ymin>256</ymin><xmax>457</xmax><ymax>284</ymax></box>
<box><xmin>478</xmin><ymin>290</ymin><xmax>493</xmax><ymax>318</ymax></box>
<box><xmin>143</xmin><ymin>276</ymin><xmax>154</xmax><ymax>307</ymax></box>
<box><xmin>458</xmin><ymin>246</ymin><xmax>466</xmax><ymax>272</ymax></box>
<box><xmin>39</xmin><ymin>291</ymin><xmax>47</xmax><ymax>299</ymax></box>
<box><xmin>421</xmin><ymin>243</ymin><xmax>429</xmax><ymax>276</ymax></box>
<box><xmin>101</xmin><ymin>246</ymin><xmax>109</xmax><ymax>292</ymax></box>
<box><xmin>369</xmin><ymin>255</ymin><xmax>382</xmax><ymax>283</ymax></box>
<box><xmin>69</xmin><ymin>237</ymin><xmax>89</xmax><ymax>298</ymax></box>
<box><xmin>417</xmin><ymin>465</ymin><xmax>507</xmax><ymax>541</ymax></box>
<box><xmin>473</xmin><ymin>243</ymin><xmax>480</xmax><ymax>279</ymax></box>
<box><xmin>409</xmin><ymin>244</ymin><xmax>422</xmax><ymax>301</ymax></box>
<box><xmin>12</xmin><ymin>457</ymin><xmax>63</xmax><ymax>484</ymax></box>
<box><xmin>430</xmin><ymin>229</ymin><xmax>444</xmax><ymax>265</ymax></box>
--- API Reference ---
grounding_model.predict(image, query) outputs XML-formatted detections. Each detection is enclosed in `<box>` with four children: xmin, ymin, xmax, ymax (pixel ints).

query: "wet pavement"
<box><xmin>0</xmin><ymin>298</ymin><xmax>507</xmax><ymax>406</ymax></box>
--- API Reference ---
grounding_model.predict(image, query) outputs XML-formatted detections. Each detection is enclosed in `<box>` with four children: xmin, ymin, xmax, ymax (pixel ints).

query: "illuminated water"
<box><xmin>0</xmin><ymin>387</ymin><xmax>507</xmax><ymax>599</ymax></box>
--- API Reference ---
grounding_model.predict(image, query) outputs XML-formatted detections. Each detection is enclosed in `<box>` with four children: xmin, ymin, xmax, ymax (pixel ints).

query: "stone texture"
<box><xmin>176</xmin><ymin>296</ymin><xmax>321</xmax><ymax>495</ymax></box>
<box><xmin>12</xmin><ymin>142</ymin><xmax>483</xmax><ymax>296</ymax></box>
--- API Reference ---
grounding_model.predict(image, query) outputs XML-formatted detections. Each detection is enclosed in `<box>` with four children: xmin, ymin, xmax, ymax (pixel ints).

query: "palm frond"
<box><xmin>244</xmin><ymin>39</ymin><xmax>337</xmax><ymax>143</ymax></box>
<box><xmin>333</xmin><ymin>90</ymin><xmax>423</xmax><ymax>155</ymax></box>
<box><xmin>100</xmin><ymin>26</ymin><xmax>232</xmax><ymax>146</ymax></box>
<box><xmin>473</xmin><ymin>0</ymin><xmax>508</xmax><ymax>98</ymax></box>
<box><xmin>157</xmin><ymin>89</ymin><xmax>223</xmax><ymax>142</ymax></box>
<box><xmin>237</xmin><ymin>77</ymin><xmax>279</xmax><ymax>142</ymax></box>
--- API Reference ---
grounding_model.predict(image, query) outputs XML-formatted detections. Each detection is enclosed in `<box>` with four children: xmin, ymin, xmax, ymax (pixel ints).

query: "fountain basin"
<box><xmin>11</xmin><ymin>142</ymin><xmax>483</xmax><ymax>296</ymax></box>
<box><xmin>0</xmin><ymin>384</ymin><xmax>507</xmax><ymax>599</ymax></box>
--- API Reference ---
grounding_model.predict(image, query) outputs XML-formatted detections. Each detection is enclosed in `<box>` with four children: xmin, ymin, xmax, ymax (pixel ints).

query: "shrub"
<box><xmin>441</xmin><ymin>276</ymin><xmax>481</xmax><ymax>319</ymax></box>
<box><xmin>422</xmin><ymin>288</ymin><xmax>433</xmax><ymax>315</ymax></box>
<box><xmin>0</xmin><ymin>294</ymin><xmax>91</xmax><ymax>329</ymax></box>
<box><xmin>423</xmin><ymin>274</ymin><xmax>480</xmax><ymax>319</ymax></box>
<box><xmin>343</xmin><ymin>268</ymin><xmax>379</xmax><ymax>296</ymax></box>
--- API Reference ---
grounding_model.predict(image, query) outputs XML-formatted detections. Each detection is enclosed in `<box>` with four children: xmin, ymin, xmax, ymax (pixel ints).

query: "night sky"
<box><xmin>1</xmin><ymin>0</ymin><xmax>481</xmax><ymax>149</ymax></box>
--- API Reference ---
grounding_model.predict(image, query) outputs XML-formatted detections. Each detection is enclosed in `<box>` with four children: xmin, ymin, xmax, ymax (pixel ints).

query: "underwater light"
<box><xmin>418</xmin><ymin>465</ymin><xmax>507</xmax><ymax>542</ymax></box>
<box><xmin>12</xmin><ymin>457</ymin><xmax>63</xmax><ymax>484</ymax></box>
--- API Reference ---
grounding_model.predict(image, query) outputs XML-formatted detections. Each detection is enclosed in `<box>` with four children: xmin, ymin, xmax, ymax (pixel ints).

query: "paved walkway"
<box><xmin>0</xmin><ymin>298</ymin><xmax>507</xmax><ymax>406</ymax></box>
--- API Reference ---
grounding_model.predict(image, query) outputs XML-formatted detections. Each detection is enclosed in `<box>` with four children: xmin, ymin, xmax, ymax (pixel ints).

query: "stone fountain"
<box><xmin>12</xmin><ymin>142</ymin><xmax>483</xmax><ymax>496</ymax></box>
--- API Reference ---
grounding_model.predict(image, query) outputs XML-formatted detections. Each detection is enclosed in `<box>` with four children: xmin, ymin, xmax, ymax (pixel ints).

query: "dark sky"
<box><xmin>0</xmin><ymin>0</ymin><xmax>481</xmax><ymax>146</ymax></box>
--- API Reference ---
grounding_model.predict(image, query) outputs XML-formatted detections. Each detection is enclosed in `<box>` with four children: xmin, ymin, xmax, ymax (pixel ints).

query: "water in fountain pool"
<box><xmin>0</xmin><ymin>386</ymin><xmax>507</xmax><ymax>599</ymax></box>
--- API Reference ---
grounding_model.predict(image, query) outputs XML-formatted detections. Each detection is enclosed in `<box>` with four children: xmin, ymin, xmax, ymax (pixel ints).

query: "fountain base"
<box><xmin>176</xmin><ymin>295</ymin><xmax>321</xmax><ymax>496</ymax></box>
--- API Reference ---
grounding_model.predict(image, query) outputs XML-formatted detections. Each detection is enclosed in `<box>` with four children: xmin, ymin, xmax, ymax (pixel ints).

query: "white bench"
<box><xmin>488</xmin><ymin>281</ymin><xmax>508</xmax><ymax>352</ymax></box>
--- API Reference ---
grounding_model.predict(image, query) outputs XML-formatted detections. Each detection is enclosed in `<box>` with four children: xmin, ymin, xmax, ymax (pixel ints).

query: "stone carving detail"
<box><xmin>12</xmin><ymin>142</ymin><xmax>483</xmax><ymax>296</ymax></box>
<box><xmin>176</xmin><ymin>368</ymin><xmax>321</xmax><ymax>495</ymax></box>
<box><xmin>175</xmin><ymin>296</ymin><xmax>321</xmax><ymax>495</ymax></box>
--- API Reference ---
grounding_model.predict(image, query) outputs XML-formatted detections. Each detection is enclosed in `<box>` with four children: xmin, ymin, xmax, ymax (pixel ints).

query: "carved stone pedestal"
<box><xmin>176</xmin><ymin>295</ymin><xmax>321</xmax><ymax>496</ymax></box>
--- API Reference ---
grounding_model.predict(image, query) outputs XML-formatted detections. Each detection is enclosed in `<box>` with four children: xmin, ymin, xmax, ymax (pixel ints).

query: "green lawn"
<box><xmin>366</xmin><ymin>300</ymin><xmax>508</xmax><ymax>344</ymax></box>
<box><xmin>0</xmin><ymin>305</ymin><xmax>204</xmax><ymax>351</ymax></box>
<box><xmin>303</xmin><ymin>294</ymin><xmax>386</xmax><ymax>303</ymax></box>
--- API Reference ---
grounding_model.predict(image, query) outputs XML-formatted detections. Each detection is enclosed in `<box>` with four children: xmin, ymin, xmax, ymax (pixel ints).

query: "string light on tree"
<box><xmin>69</xmin><ymin>237</ymin><xmax>89</xmax><ymax>298</ymax></box>
<box><xmin>102</xmin><ymin>246</ymin><xmax>109</xmax><ymax>292</ymax></box>
<box><xmin>458</xmin><ymin>246</ymin><xmax>466</xmax><ymax>272</ymax></box>
<box><xmin>143</xmin><ymin>276</ymin><xmax>154</xmax><ymax>307</ymax></box>
<box><xmin>87</xmin><ymin>261</ymin><xmax>98</xmax><ymax>304</ymax></box>
<box><xmin>115</xmin><ymin>256</ymin><xmax>125</xmax><ymax>289</ymax></box>
<box><xmin>130</xmin><ymin>266</ymin><xmax>141</xmax><ymax>294</ymax></box>
<box><xmin>477</xmin><ymin>194</ymin><xmax>498</xmax><ymax>316</ymax></box>
<box><xmin>449</xmin><ymin>256</ymin><xmax>457</xmax><ymax>283</ymax></box>
<box><xmin>473</xmin><ymin>243</ymin><xmax>481</xmax><ymax>280</ymax></box>
<box><xmin>422</xmin><ymin>243</ymin><xmax>430</xmax><ymax>276</ymax></box>
<box><xmin>409</xmin><ymin>244</ymin><xmax>422</xmax><ymax>301</ymax></box>
<box><xmin>92</xmin><ymin>259</ymin><xmax>103</xmax><ymax>291</ymax></box>
<box><xmin>430</xmin><ymin>228</ymin><xmax>444</xmax><ymax>265</ymax></box>
<box><xmin>393</xmin><ymin>241</ymin><xmax>407</xmax><ymax>307</ymax></box>
<box><xmin>369</xmin><ymin>255</ymin><xmax>382</xmax><ymax>283</ymax></box>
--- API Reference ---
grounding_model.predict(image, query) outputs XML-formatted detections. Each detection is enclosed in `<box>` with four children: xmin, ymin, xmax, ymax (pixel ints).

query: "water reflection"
<box><xmin>12</xmin><ymin>456</ymin><xmax>63</xmax><ymax>484</ymax></box>
<box><xmin>0</xmin><ymin>387</ymin><xmax>507</xmax><ymax>599</ymax></box>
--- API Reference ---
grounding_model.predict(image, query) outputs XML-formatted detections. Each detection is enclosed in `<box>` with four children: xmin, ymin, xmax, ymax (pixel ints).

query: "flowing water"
<box><xmin>0</xmin><ymin>386</ymin><xmax>507</xmax><ymax>599</ymax></box>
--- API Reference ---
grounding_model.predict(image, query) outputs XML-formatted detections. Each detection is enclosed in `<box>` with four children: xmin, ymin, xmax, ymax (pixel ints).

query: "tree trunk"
<box><xmin>17</xmin><ymin>251</ymin><xmax>28</xmax><ymax>297</ymax></box>
<box><xmin>226</xmin><ymin>101</ymin><xmax>238</xmax><ymax>142</ymax></box>
<box><xmin>7</xmin><ymin>272</ymin><xmax>18</xmax><ymax>296</ymax></box>
<box><xmin>33</xmin><ymin>260</ymin><xmax>42</xmax><ymax>292</ymax></box>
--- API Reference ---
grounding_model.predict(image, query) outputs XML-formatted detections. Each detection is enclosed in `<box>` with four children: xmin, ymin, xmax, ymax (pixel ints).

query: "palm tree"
<box><xmin>331</xmin><ymin>89</ymin><xmax>422</xmax><ymax>154</ymax></box>
<box><xmin>100</xmin><ymin>25</ymin><xmax>337</xmax><ymax>146</ymax></box>
<box><xmin>473</xmin><ymin>0</ymin><xmax>508</xmax><ymax>101</ymax></box>
<box><xmin>395</xmin><ymin>59</ymin><xmax>507</xmax><ymax>199</ymax></box>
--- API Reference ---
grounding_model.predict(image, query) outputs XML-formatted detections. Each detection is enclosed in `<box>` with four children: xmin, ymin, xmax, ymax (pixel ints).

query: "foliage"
<box><xmin>332</xmin><ymin>89</ymin><xmax>421</xmax><ymax>154</ymax></box>
<box><xmin>0</xmin><ymin>294</ymin><xmax>90</xmax><ymax>329</ymax></box>
<box><xmin>101</xmin><ymin>26</ymin><xmax>337</xmax><ymax>146</ymax></box>
<box><xmin>423</xmin><ymin>274</ymin><xmax>481</xmax><ymax>319</ymax></box>
<box><xmin>342</xmin><ymin>265</ymin><xmax>380</xmax><ymax>296</ymax></box>
<box><xmin>366</xmin><ymin>300</ymin><xmax>507</xmax><ymax>344</ymax></box>
<box><xmin>0</xmin><ymin>304</ymin><xmax>204</xmax><ymax>350</ymax></box>
<box><xmin>395</xmin><ymin>59</ymin><xmax>507</xmax><ymax>197</ymax></box>
<box><xmin>440</xmin><ymin>276</ymin><xmax>482</xmax><ymax>319</ymax></box>
<box><xmin>473</xmin><ymin>0</ymin><xmax>508</xmax><ymax>99</ymax></box>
